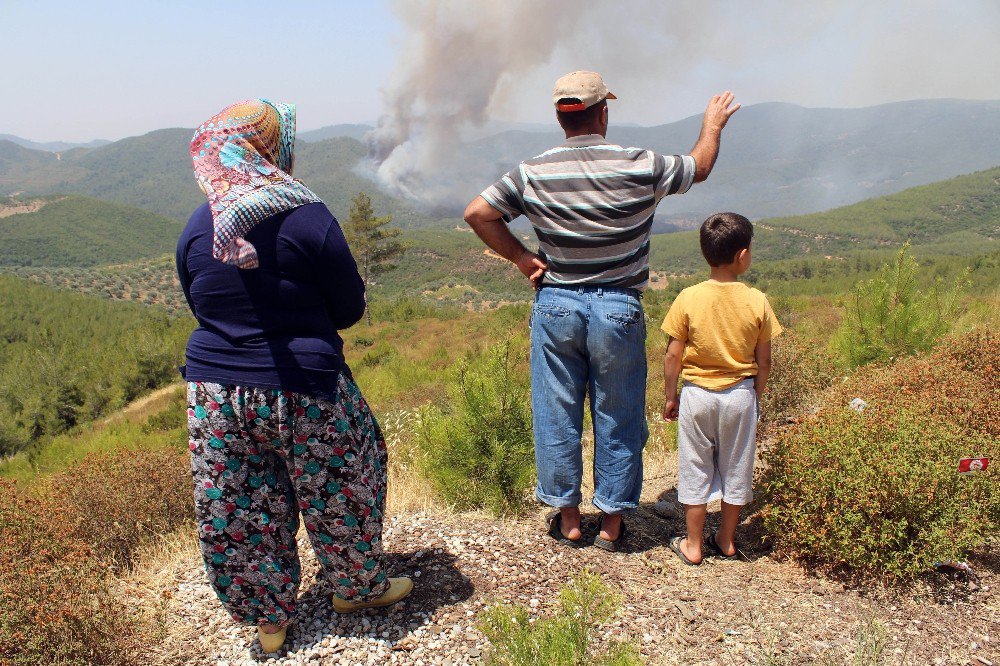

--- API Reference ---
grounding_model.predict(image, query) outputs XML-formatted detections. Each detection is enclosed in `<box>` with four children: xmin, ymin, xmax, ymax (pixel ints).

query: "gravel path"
<box><xmin>140</xmin><ymin>507</ymin><xmax>998</xmax><ymax>665</ymax></box>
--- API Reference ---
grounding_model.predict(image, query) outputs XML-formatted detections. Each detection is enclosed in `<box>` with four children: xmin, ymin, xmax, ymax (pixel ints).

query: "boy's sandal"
<box><xmin>547</xmin><ymin>512</ymin><xmax>586</xmax><ymax>548</ymax></box>
<box><xmin>593</xmin><ymin>518</ymin><xmax>627</xmax><ymax>552</ymax></box>
<box><xmin>705</xmin><ymin>530</ymin><xmax>738</xmax><ymax>560</ymax></box>
<box><xmin>668</xmin><ymin>536</ymin><xmax>702</xmax><ymax>566</ymax></box>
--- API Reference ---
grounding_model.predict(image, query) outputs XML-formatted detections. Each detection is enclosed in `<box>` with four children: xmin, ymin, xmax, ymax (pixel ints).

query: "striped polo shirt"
<box><xmin>480</xmin><ymin>134</ymin><xmax>696</xmax><ymax>290</ymax></box>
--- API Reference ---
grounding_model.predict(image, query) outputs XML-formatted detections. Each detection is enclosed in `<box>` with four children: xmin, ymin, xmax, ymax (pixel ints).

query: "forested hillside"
<box><xmin>0</xmin><ymin>275</ymin><xmax>191</xmax><ymax>455</ymax></box>
<box><xmin>2</xmin><ymin>99</ymin><xmax>998</xmax><ymax>228</ymax></box>
<box><xmin>650</xmin><ymin>166</ymin><xmax>1000</xmax><ymax>275</ymax></box>
<box><xmin>0</xmin><ymin>132</ymin><xmax>451</xmax><ymax>228</ymax></box>
<box><xmin>0</xmin><ymin>194</ymin><xmax>183</xmax><ymax>266</ymax></box>
<box><xmin>5</xmin><ymin>164</ymin><xmax>998</xmax><ymax>313</ymax></box>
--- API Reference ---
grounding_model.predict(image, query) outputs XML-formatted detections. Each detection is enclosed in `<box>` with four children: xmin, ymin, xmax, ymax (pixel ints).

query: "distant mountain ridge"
<box><xmin>0</xmin><ymin>134</ymin><xmax>111</xmax><ymax>152</ymax></box>
<box><xmin>472</xmin><ymin>99</ymin><xmax>1000</xmax><ymax>224</ymax></box>
<box><xmin>0</xmin><ymin>132</ymin><xmax>448</xmax><ymax>228</ymax></box>
<box><xmin>1</xmin><ymin>99</ymin><xmax>997</xmax><ymax>228</ymax></box>
<box><xmin>648</xmin><ymin>165</ymin><xmax>1000</xmax><ymax>275</ymax></box>
<box><xmin>298</xmin><ymin>124</ymin><xmax>373</xmax><ymax>142</ymax></box>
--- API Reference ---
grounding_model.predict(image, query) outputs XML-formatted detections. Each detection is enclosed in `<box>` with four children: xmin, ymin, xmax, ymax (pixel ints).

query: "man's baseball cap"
<box><xmin>552</xmin><ymin>71</ymin><xmax>617</xmax><ymax>112</ymax></box>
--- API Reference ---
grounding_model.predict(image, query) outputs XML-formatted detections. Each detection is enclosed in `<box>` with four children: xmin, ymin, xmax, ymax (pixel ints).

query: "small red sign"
<box><xmin>958</xmin><ymin>457</ymin><xmax>990</xmax><ymax>474</ymax></box>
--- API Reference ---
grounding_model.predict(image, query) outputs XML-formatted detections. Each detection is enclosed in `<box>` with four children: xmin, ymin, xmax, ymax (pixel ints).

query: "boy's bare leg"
<box><xmin>714</xmin><ymin>501</ymin><xmax>742</xmax><ymax>556</ymax></box>
<box><xmin>681</xmin><ymin>503</ymin><xmax>707</xmax><ymax>563</ymax></box>
<box><xmin>560</xmin><ymin>506</ymin><xmax>583</xmax><ymax>540</ymax></box>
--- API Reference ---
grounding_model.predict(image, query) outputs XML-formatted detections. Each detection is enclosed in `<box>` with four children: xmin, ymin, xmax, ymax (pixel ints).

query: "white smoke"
<box><xmin>367</xmin><ymin>1</ymin><xmax>595</xmax><ymax>208</ymax></box>
<box><xmin>367</xmin><ymin>0</ymin><xmax>1000</xmax><ymax>211</ymax></box>
<box><xmin>364</xmin><ymin>0</ymin><xmax>852</xmax><ymax>209</ymax></box>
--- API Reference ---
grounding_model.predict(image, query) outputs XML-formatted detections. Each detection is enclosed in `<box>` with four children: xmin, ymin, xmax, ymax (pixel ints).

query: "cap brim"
<box><xmin>605</xmin><ymin>91</ymin><xmax>617</xmax><ymax>100</ymax></box>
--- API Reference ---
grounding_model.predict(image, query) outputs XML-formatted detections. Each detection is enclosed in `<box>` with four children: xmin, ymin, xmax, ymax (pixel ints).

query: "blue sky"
<box><xmin>2</xmin><ymin>0</ymin><xmax>998</xmax><ymax>142</ymax></box>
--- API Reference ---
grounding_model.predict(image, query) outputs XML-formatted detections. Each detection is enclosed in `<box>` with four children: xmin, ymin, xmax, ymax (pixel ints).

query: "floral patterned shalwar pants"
<box><xmin>187</xmin><ymin>372</ymin><xmax>389</xmax><ymax>627</ymax></box>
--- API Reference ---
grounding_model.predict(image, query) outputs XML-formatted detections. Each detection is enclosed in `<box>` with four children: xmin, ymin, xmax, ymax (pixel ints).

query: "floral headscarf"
<box><xmin>191</xmin><ymin>99</ymin><xmax>320</xmax><ymax>268</ymax></box>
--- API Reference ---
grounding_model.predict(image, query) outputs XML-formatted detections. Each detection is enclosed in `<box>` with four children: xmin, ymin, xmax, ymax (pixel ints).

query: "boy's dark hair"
<box><xmin>556</xmin><ymin>99</ymin><xmax>607</xmax><ymax>132</ymax></box>
<box><xmin>700</xmin><ymin>212</ymin><xmax>754</xmax><ymax>266</ymax></box>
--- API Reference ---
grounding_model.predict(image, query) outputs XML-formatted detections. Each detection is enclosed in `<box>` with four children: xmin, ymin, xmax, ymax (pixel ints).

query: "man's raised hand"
<box><xmin>702</xmin><ymin>91</ymin><xmax>741</xmax><ymax>133</ymax></box>
<box><xmin>516</xmin><ymin>250</ymin><xmax>547</xmax><ymax>289</ymax></box>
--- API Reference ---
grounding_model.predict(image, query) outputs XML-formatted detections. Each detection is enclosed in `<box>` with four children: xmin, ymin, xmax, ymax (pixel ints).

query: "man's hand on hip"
<box><xmin>515</xmin><ymin>250</ymin><xmax>547</xmax><ymax>289</ymax></box>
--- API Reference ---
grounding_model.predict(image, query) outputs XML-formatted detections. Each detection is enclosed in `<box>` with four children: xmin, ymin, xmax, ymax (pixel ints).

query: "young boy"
<box><xmin>660</xmin><ymin>212</ymin><xmax>782</xmax><ymax>565</ymax></box>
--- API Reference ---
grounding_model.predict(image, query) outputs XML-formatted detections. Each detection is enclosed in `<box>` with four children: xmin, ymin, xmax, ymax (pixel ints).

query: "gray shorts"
<box><xmin>676</xmin><ymin>378</ymin><xmax>757</xmax><ymax>505</ymax></box>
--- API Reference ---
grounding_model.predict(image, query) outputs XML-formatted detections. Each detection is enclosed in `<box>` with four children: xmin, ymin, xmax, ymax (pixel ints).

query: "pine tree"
<box><xmin>342</xmin><ymin>192</ymin><xmax>406</xmax><ymax>325</ymax></box>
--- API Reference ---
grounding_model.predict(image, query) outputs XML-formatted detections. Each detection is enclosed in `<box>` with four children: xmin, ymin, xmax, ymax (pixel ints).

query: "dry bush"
<box><xmin>0</xmin><ymin>448</ymin><xmax>194</xmax><ymax>663</ymax></box>
<box><xmin>0</xmin><ymin>480</ymin><xmax>131</xmax><ymax>665</ymax></box>
<box><xmin>38</xmin><ymin>448</ymin><xmax>194</xmax><ymax>568</ymax></box>
<box><xmin>759</xmin><ymin>328</ymin><xmax>999</xmax><ymax>581</ymax></box>
<box><xmin>759</xmin><ymin>330</ymin><xmax>839</xmax><ymax>431</ymax></box>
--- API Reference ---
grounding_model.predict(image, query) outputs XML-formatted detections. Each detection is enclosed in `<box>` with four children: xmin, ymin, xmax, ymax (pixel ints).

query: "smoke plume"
<box><xmin>366</xmin><ymin>1</ymin><xmax>593</xmax><ymax>209</ymax></box>
<box><xmin>367</xmin><ymin>0</ymin><xmax>1000</xmax><ymax>211</ymax></box>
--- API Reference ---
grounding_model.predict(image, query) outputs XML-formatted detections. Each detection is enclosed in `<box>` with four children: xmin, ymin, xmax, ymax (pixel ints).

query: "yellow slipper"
<box><xmin>257</xmin><ymin>625</ymin><xmax>288</xmax><ymax>654</ymax></box>
<box><xmin>331</xmin><ymin>577</ymin><xmax>414</xmax><ymax>614</ymax></box>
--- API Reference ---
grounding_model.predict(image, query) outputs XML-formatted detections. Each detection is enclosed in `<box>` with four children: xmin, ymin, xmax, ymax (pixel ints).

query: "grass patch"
<box><xmin>479</xmin><ymin>572</ymin><xmax>643</xmax><ymax>666</ymax></box>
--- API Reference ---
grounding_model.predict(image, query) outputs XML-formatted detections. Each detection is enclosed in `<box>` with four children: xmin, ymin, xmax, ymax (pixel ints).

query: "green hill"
<box><xmin>6</xmin><ymin>164</ymin><xmax>998</xmax><ymax>313</ymax></box>
<box><xmin>0</xmin><ymin>195</ymin><xmax>183</xmax><ymax>267</ymax></box>
<box><xmin>0</xmin><ymin>274</ymin><xmax>191</xmax><ymax>455</ymax></box>
<box><xmin>650</xmin><ymin>166</ymin><xmax>1000</xmax><ymax>274</ymax></box>
<box><xmin>2</xmin><ymin>99</ymin><xmax>999</xmax><ymax>228</ymax></box>
<box><xmin>0</xmin><ymin>131</ymin><xmax>452</xmax><ymax>228</ymax></box>
<box><xmin>762</xmin><ymin>166</ymin><xmax>1000</xmax><ymax>245</ymax></box>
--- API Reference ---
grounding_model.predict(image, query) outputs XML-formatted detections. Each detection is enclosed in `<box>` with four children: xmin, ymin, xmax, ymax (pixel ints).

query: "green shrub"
<box><xmin>852</xmin><ymin>616</ymin><xmax>889</xmax><ymax>666</ymax></box>
<box><xmin>831</xmin><ymin>244</ymin><xmax>967</xmax><ymax>367</ymax></box>
<box><xmin>759</xmin><ymin>328</ymin><xmax>999</xmax><ymax>581</ymax></box>
<box><xmin>358</xmin><ymin>341</ymin><xmax>399</xmax><ymax>368</ymax></box>
<box><xmin>479</xmin><ymin>572</ymin><xmax>642</xmax><ymax>666</ymax></box>
<box><xmin>418</xmin><ymin>334</ymin><xmax>535</xmax><ymax>516</ymax></box>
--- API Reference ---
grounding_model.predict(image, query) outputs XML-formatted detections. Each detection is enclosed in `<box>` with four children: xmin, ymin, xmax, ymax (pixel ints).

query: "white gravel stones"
<box><xmin>164</xmin><ymin>513</ymin><xmax>522</xmax><ymax>665</ymax></box>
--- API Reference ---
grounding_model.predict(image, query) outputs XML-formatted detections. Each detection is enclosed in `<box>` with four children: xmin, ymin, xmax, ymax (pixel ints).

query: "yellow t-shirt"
<box><xmin>660</xmin><ymin>280</ymin><xmax>783</xmax><ymax>390</ymax></box>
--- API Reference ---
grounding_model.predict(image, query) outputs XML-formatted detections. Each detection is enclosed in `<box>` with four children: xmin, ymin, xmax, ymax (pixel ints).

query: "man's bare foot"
<box><xmin>680</xmin><ymin>537</ymin><xmax>703</xmax><ymax>564</ymax></box>
<box><xmin>560</xmin><ymin>507</ymin><xmax>582</xmax><ymax>541</ymax></box>
<box><xmin>599</xmin><ymin>513</ymin><xmax>622</xmax><ymax>542</ymax></box>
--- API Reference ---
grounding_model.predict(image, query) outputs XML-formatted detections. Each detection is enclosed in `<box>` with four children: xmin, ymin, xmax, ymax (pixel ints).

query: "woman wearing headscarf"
<box><xmin>177</xmin><ymin>99</ymin><xmax>412</xmax><ymax>654</ymax></box>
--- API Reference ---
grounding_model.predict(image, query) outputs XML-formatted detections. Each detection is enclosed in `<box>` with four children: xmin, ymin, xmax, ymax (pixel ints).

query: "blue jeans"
<box><xmin>530</xmin><ymin>285</ymin><xmax>648</xmax><ymax>514</ymax></box>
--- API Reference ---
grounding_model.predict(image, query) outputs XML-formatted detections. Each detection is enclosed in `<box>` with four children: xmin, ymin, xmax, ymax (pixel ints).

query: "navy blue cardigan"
<box><xmin>176</xmin><ymin>202</ymin><xmax>365</xmax><ymax>400</ymax></box>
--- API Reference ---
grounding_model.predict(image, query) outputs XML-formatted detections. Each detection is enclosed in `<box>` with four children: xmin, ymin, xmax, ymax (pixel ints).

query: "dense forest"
<box><xmin>0</xmin><ymin>275</ymin><xmax>192</xmax><ymax>455</ymax></box>
<box><xmin>0</xmin><ymin>195</ymin><xmax>183</xmax><ymax>267</ymax></box>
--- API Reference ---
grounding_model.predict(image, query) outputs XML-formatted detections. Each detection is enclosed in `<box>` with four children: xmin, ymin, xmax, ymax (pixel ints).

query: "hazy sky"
<box><xmin>2</xmin><ymin>0</ymin><xmax>998</xmax><ymax>142</ymax></box>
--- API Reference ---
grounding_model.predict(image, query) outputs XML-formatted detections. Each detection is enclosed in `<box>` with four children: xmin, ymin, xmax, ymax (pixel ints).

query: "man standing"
<box><xmin>464</xmin><ymin>71</ymin><xmax>739</xmax><ymax>548</ymax></box>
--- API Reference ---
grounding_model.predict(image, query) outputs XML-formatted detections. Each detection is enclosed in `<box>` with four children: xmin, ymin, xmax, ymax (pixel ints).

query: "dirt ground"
<box><xmin>129</xmin><ymin>454</ymin><xmax>997</xmax><ymax>665</ymax></box>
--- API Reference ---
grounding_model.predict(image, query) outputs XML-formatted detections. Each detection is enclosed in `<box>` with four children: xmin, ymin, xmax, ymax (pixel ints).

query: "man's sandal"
<box><xmin>668</xmin><ymin>536</ymin><xmax>702</xmax><ymax>566</ymax></box>
<box><xmin>705</xmin><ymin>530</ymin><xmax>738</xmax><ymax>560</ymax></box>
<box><xmin>547</xmin><ymin>512</ymin><xmax>586</xmax><ymax>548</ymax></box>
<box><xmin>593</xmin><ymin>516</ymin><xmax>627</xmax><ymax>552</ymax></box>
